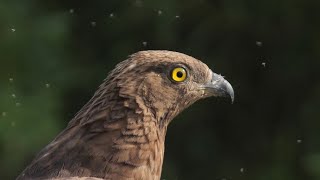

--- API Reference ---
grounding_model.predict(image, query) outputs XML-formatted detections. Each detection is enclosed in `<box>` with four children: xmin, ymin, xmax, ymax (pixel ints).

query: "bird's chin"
<box><xmin>199</xmin><ymin>89</ymin><xmax>214</xmax><ymax>98</ymax></box>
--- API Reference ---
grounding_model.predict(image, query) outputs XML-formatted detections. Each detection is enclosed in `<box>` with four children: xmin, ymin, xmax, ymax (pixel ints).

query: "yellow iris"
<box><xmin>171</xmin><ymin>67</ymin><xmax>187</xmax><ymax>82</ymax></box>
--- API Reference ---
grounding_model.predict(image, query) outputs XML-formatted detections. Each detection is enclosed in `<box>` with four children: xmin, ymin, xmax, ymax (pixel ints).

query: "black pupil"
<box><xmin>176</xmin><ymin>71</ymin><xmax>183</xmax><ymax>78</ymax></box>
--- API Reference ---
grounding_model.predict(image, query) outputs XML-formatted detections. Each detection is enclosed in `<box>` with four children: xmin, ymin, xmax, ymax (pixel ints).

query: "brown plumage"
<box><xmin>17</xmin><ymin>50</ymin><xmax>234</xmax><ymax>180</ymax></box>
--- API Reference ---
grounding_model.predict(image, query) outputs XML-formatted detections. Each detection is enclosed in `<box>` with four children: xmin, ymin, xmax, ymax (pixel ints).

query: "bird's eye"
<box><xmin>171</xmin><ymin>67</ymin><xmax>187</xmax><ymax>82</ymax></box>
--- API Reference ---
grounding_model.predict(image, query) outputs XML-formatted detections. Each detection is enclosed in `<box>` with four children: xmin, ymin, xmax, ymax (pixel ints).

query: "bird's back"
<box><xmin>17</xmin><ymin>73</ymin><xmax>165</xmax><ymax>180</ymax></box>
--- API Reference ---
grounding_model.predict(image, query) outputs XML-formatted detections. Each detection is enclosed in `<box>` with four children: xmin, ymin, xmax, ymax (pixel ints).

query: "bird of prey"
<box><xmin>17</xmin><ymin>50</ymin><xmax>234</xmax><ymax>180</ymax></box>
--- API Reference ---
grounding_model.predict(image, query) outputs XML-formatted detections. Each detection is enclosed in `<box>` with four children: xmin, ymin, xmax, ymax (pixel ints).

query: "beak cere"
<box><xmin>202</xmin><ymin>72</ymin><xmax>234</xmax><ymax>103</ymax></box>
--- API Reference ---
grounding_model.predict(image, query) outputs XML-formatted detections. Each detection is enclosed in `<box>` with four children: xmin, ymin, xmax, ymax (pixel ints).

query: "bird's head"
<box><xmin>108</xmin><ymin>50</ymin><xmax>234</xmax><ymax>125</ymax></box>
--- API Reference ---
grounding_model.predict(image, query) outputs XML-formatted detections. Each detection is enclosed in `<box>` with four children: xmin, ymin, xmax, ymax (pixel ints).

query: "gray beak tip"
<box><xmin>203</xmin><ymin>73</ymin><xmax>234</xmax><ymax>104</ymax></box>
<box><xmin>219</xmin><ymin>79</ymin><xmax>234</xmax><ymax>104</ymax></box>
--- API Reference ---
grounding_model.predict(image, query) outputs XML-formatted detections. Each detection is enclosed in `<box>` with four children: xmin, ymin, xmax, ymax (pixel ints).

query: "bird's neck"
<box><xmin>64</xmin><ymin>77</ymin><xmax>173</xmax><ymax>179</ymax></box>
<box><xmin>19</xmin><ymin>75</ymin><xmax>180</xmax><ymax>180</ymax></box>
<box><xmin>100</xmin><ymin>95</ymin><xmax>168</xmax><ymax>179</ymax></box>
<box><xmin>70</xmin><ymin>86</ymin><xmax>169</xmax><ymax>179</ymax></box>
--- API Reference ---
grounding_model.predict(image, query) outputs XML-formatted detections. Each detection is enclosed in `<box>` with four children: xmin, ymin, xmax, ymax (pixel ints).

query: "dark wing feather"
<box><xmin>17</xmin><ymin>76</ymin><xmax>131</xmax><ymax>179</ymax></box>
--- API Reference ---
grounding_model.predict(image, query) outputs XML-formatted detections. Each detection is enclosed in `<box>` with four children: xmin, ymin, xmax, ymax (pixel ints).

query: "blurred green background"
<box><xmin>1</xmin><ymin>0</ymin><xmax>320</xmax><ymax>179</ymax></box>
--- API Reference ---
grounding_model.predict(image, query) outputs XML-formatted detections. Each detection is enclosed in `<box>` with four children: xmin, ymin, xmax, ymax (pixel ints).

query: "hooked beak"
<box><xmin>201</xmin><ymin>72</ymin><xmax>234</xmax><ymax>103</ymax></box>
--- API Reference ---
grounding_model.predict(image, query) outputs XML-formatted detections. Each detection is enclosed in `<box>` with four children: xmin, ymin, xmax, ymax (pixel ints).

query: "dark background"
<box><xmin>1</xmin><ymin>0</ymin><xmax>320</xmax><ymax>179</ymax></box>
